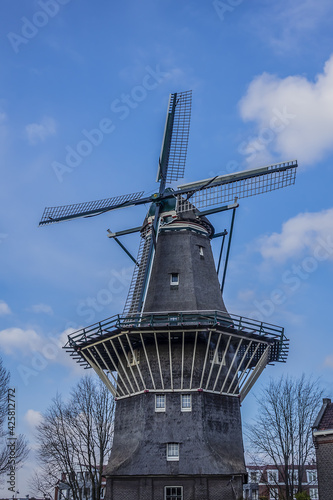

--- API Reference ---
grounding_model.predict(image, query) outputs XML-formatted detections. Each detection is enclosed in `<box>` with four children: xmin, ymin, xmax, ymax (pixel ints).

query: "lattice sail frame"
<box><xmin>158</xmin><ymin>90</ymin><xmax>192</xmax><ymax>184</ymax></box>
<box><xmin>39</xmin><ymin>191</ymin><xmax>145</xmax><ymax>225</ymax></box>
<box><xmin>176</xmin><ymin>160</ymin><xmax>297</xmax><ymax>212</ymax></box>
<box><xmin>165</xmin><ymin>90</ymin><xmax>192</xmax><ymax>183</ymax></box>
<box><xmin>122</xmin><ymin>225</ymin><xmax>153</xmax><ymax>316</ymax></box>
<box><xmin>65</xmin><ymin>311</ymin><xmax>288</xmax><ymax>403</ymax></box>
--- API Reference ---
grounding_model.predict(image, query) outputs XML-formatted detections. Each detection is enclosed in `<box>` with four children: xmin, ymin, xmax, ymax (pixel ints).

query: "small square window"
<box><xmin>155</xmin><ymin>394</ymin><xmax>166</xmax><ymax>412</ymax></box>
<box><xmin>267</xmin><ymin>469</ymin><xmax>279</xmax><ymax>483</ymax></box>
<box><xmin>170</xmin><ymin>273</ymin><xmax>179</xmax><ymax>286</ymax></box>
<box><xmin>181</xmin><ymin>394</ymin><xmax>191</xmax><ymax>412</ymax></box>
<box><xmin>164</xmin><ymin>486</ymin><xmax>183</xmax><ymax>500</ymax></box>
<box><xmin>309</xmin><ymin>488</ymin><xmax>318</xmax><ymax>499</ymax></box>
<box><xmin>167</xmin><ymin>443</ymin><xmax>179</xmax><ymax>461</ymax></box>
<box><xmin>250</xmin><ymin>471</ymin><xmax>259</xmax><ymax>483</ymax></box>
<box><xmin>307</xmin><ymin>470</ymin><xmax>317</xmax><ymax>483</ymax></box>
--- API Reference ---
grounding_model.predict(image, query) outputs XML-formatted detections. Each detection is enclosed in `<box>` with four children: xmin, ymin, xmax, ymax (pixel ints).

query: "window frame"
<box><xmin>127</xmin><ymin>348</ymin><xmax>140</xmax><ymax>367</ymax></box>
<box><xmin>155</xmin><ymin>394</ymin><xmax>166</xmax><ymax>412</ymax></box>
<box><xmin>181</xmin><ymin>394</ymin><xmax>191</xmax><ymax>412</ymax></box>
<box><xmin>164</xmin><ymin>486</ymin><xmax>183</xmax><ymax>500</ymax></box>
<box><xmin>267</xmin><ymin>469</ymin><xmax>279</xmax><ymax>484</ymax></box>
<box><xmin>309</xmin><ymin>487</ymin><xmax>318</xmax><ymax>499</ymax></box>
<box><xmin>170</xmin><ymin>273</ymin><xmax>179</xmax><ymax>286</ymax></box>
<box><xmin>209</xmin><ymin>348</ymin><xmax>226</xmax><ymax>365</ymax></box>
<box><xmin>307</xmin><ymin>470</ymin><xmax>317</xmax><ymax>483</ymax></box>
<box><xmin>166</xmin><ymin>443</ymin><xmax>179</xmax><ymax>461</ymax></box>
<box><xmin>249</xmin><ymin>470</ymin><xmax>259</xmax><ymax>483</ymax></box>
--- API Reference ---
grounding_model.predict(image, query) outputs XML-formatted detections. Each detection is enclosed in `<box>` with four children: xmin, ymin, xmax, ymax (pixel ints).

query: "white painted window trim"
<box><xmin>166</xmin><ymin>443</ymin><xmax>179</xmax><ymax>461</ymax></box>
<box><xmin>155</xmin><ymin>394</ymin><xmax>166</xmax><ymax>412</ymax></box>
<box><xmin>164</xmin><ymin>486</ymin><xmax>183</xmax><ymax>500</ymax></box>
<box><xmin>267</xmin><ymin>469</ymin><xmax>279</xmax><ymax>483</ymax></box>
<box><xmin>181</xmin><ymin>394</ymin><xmax>192</xmax><ymax>412</ymax></box>
<box><xmin>170</xmin><ymin>273</ymin><xmax>179</xmax><ymax>286</ymax></box>
<box><xmin>127</xmin><ymin>348</ymin><xmax>140</xmax><ymax>367</ymax></box>
<box><xmin>309</xmin><ymin>487</ymin><xmax>318</xmax><ymax>499</ymax></box>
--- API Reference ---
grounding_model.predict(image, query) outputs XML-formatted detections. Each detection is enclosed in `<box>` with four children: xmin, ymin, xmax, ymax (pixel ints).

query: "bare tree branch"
<box><xmin>0</xmin><ymin>356</ymin><xmax>29</xmax><ymax>479</ymax></box>
<box><xmin>33</xmin><ymin>376</ymin><xmax>115</xmax><ymax>500</ymax></box>
<box><xmin>245</xmin><ymin>375</ymin><xmax>323</xmax><ymax>500</ymax></box>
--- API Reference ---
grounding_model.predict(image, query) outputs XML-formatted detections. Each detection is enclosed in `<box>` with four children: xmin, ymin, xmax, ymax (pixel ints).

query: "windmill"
<box><xmin>40</xmin><ymin>90</ymin><xmax>297</xmax><ymax>500</ymax></box>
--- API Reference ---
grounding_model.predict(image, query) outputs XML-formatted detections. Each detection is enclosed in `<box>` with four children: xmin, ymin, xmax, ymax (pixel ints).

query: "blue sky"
<box><xmin>1</xmin><ymin>0</ymin><xmax>333</xmax><ymax>494</ymax></box>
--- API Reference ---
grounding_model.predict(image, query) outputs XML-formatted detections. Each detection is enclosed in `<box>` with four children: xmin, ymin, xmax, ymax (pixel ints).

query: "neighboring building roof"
<box><xmin>313</xmin><ymin>398</ymin><xmax>333</xmax><ymax>436</ymax></box>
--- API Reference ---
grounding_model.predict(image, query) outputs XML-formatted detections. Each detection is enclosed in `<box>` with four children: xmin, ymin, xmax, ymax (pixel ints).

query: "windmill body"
<box><xmin>106</xmin><ymin>208</ymin><xmax>246</xmax><ymax>499</ymax></box>
<box><xmin>40</xmin><ymin>91</ymin><xmax>297</xmax><ymax>500</ymax></box>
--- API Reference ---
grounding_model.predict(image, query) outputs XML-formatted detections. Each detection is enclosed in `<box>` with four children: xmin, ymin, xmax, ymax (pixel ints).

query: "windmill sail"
<box><xmin>176</xmin><ymin>160</ymin><xmax>297</xmax><ymax>212</ymax></box>
<box><xmin>122</xmin><ymin>227</ymin><xmax>153</xmax><ymax>316</ymax></box>
<box><xmin>157</xmin><ymin>90</ymin><xmax>192</xmax><ymax>185</ymax></box>
<box><xmin>123</xmin><ymin>91</ymin><xmax>193</xmax><ymax>316</ymax></box>
<box><xmin>39</xmin><ymin>191</ymin><xmax>145</xmax><ymax>226</ymax></box>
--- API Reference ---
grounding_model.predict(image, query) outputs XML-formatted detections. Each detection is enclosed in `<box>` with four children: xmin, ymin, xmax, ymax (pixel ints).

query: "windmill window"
<box><xmin>181</xmin><ymin>394</ymin><xmax>191</xmax><ymax>411</ymax></box>
<box><xmin>166</xmin><ymin>443</ymin><xmax>179</xmax><ymax>461</ymax></box>
<box><xmin>170</xmin><ymin>273</ymin><xmax>179</xmax><ymax>286</ymax></box>
<box><xmin>164</xmin><ymin>486</ymin><xmax>183</xmax><ymax>500</ymax></box>
<box><xmin>209</xmin><ymin>348</ymin><xmax>226</xmax><ymax>365</ymax></box>
<box><xmin>155</xmin><ymin>394</ymin><xmax>166</xmax><ymax>412</ymax></box>
<box><xmin>199</xmin><ymin>245</ymin><xmax>204</xmax><ymax>257</ymax></box>
<box><xmin>127</xmin><ymin>348</ymin><xmax>140</xmax><ymax>367</ymax></box>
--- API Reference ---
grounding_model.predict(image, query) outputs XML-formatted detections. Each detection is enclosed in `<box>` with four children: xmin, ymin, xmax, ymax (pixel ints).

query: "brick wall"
<box><xmin>314</xmin><ymin>435</ymin><xmax>333</xmax><ymax>500</ymax></box>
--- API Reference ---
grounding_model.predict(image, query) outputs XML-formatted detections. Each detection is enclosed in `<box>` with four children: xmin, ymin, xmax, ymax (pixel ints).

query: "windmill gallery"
<box><xmin>40</xmin><ymin>91</ymin><xmax>298</xmax><ymax>500</ymax></box>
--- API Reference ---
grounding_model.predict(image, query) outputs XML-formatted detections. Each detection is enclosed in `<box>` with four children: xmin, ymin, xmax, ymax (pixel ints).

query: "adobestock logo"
<box><xmin>213</xmin><ymin>0</ymin><xmax>245</xmax><ymax>22</ymax></box>
<box><xmin>7</xmin><ymin>0</ymin><xmax>73</xmax><ymax>54</ymax></box>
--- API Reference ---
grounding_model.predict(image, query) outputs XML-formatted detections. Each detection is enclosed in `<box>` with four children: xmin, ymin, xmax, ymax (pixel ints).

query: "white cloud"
<box><xmin>25</xmin><ymin>116</ymin><xmax>56</xmax><ymax>145</ymax></box>
<box><xmin>257</xmin><ymin>208</ymin><xmax>333</xmax><ymax>263</ymax></box>
<box><xmin>0</xmin><ymin>325</ymin><xmax>85</xmax><ymax>375</ymax></box>
<box><xmin>324</xmin><ymin>355</ymin><xmax>333</xmax><ymax>368</ymax></box>
<box><xmin>29</xmin><ymin>303</ymin><xmax>53</xmax><ymax>315</ymax></box>
<box><xmin>237</xmin><ymin>289</ymin><xmax>255</xmax><ymax>303</ymax></box>
<box><xmin>24</xmin><ymin>409</ymin><xmax>43</xmax><ymax>428</ymax></box>
<box><xmin>0</xmin><ymin>300</ymin><xmax>11</xmax><ymax>316</ymax></box>
<box><xmin>0</xmin><ymin>327</ymin><xmax>42</xmax><ymax>355</ymax></box>
<box><xmin>239</xmin><ymin>54</ymin><xmax>333</xmax><ymax>167</ymax></box>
